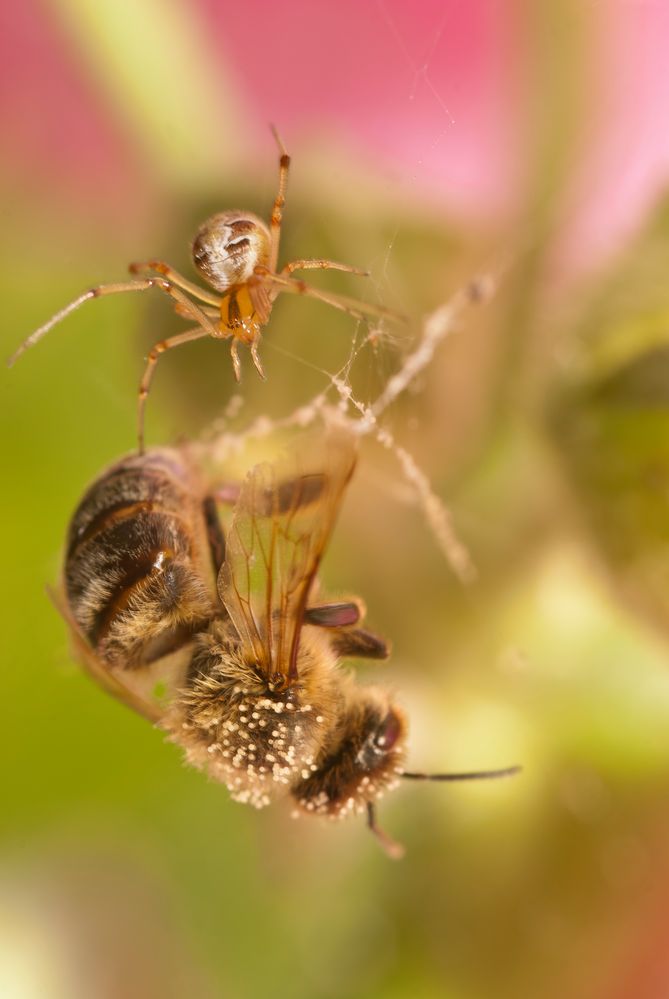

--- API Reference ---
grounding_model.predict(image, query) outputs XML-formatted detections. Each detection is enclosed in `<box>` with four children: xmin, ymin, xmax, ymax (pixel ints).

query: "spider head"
<box><xmin>192</xmin><ymin>212</ymin><xmax>271</xmax><ymax>292</ymax></box>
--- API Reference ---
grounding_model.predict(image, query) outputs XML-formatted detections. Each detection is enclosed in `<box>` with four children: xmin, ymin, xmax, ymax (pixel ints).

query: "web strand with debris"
<box><xmin>196</xmin><ymin>267</ymin><xmax>502</xmax><ymax>584</ymax></box>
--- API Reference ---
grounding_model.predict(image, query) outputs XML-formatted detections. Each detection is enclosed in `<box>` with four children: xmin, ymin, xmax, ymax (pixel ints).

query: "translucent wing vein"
<box><xmin>219</xmin><ymin>431</ymin><xmax>357</xmax><ymax>684</ymax></box>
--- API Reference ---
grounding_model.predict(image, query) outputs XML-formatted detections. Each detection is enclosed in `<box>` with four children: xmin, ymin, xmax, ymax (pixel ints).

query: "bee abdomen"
<box><xmin>66</xmin><ymin>450</ymin><xmax>193</xmax><ymax>560</ymax></box>
<box><xmin>65</xmin><ymin>450</ymin><xmax>215</xmax><ymax>668</ymax></box>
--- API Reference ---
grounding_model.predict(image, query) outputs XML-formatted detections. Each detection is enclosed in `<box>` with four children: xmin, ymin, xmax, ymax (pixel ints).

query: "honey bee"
<box><xmin>60</xmin><ymin>429</ymin><xmax>518</xmax><ymax>857</ymax></box>
<box><xmin>8</xmin><ymin>128</ymin><xmax>404</xmax><ymax>454</ymax></box>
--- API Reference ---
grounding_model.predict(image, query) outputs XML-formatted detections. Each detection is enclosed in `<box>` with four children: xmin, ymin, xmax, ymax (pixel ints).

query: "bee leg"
<box><xmin>366</xmin><ymin>803</ymin><xmax>405</xmax><ymax>860</ymax></box>
<box><xmin>331</xmin><ymin>628</ymin><xmax>390</xmax><ymax>661</ymax></box>
<box><xmin>214</xmin><ymin>483</ymin><xmax>242</xmax><ymax>506</ymax></box>
<box><xmin>304</xmin><ymin>602</ymin><xmax>363</xmax><ymax>628</ymax></box>
<box><xmin>202</xmin><ymin>496</ymin><xmax>226</xmax><ymax>574</ymax></box>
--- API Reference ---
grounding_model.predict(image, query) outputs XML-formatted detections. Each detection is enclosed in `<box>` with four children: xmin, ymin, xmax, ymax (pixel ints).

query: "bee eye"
<box><xmin>374</xmin><ymin>710</ymin><xmax>402</xmax><ymax>751</ymax></box>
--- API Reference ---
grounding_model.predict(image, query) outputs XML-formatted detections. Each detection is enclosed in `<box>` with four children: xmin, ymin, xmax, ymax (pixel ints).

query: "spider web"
<box><xmin>192</xmin><ymin>2</ymin><xmax>513</xmax><ymax>586</ymax></box>
<box><xmin>195</xmin><ymin>266</ymin><xmax>504</xmax><ymax>585</ymax></box>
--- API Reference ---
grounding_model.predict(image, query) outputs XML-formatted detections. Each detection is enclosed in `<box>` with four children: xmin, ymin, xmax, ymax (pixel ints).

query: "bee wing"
<box><xmin>49</xmin><ymin>585</ymin><xmax>165</xmax><ymax>723</ymax></box>
<box><xmin>218</xmin><ymin>430</ymin><xmax>357</xmax><ymax>684</ymax></box>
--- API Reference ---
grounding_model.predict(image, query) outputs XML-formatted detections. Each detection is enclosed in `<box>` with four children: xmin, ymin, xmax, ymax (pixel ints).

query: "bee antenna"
<box><xmin>366</xmin><ymin>802</ymin><xmax>405</xmax><ymax>860</ymax></box>
<box><xmin>401</xmin><ymin>765</ymin><xmax>522</xmax><ymax>782</ymax></box>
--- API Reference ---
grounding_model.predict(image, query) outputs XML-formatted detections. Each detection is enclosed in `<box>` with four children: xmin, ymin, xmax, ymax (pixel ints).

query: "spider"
<box><xmin>8</xmin><ymin>127</ymin><xmax>404</xmax><ymax>453</ymax></box>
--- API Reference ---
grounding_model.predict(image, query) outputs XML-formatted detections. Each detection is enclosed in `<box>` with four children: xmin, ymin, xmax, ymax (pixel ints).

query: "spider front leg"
<box><xmin>173</xmin><ymin>302</ymin><xmax>220</xmax><ymax>323</ymax></box>
<box><xmin>137</xmin><ymin>278</ymin><xmax>221</xmax><ymax>339</ymax></box>
<box><xmin>250</xmin><ymin>340</ymin><xmax>266</xmax><ymax>380</ymax></box>
<box><xmin>264</xmin><ymin>272</ymin><xmax>407</xmax><ymax>326</ymax></box>
<box><xmin>229</xmin><ymin>340</ymin><xmax>242</xmax><ymax>382</ymax></box>
<box><xmin>7</xmin><ymin>278</ymin><xmax>165</xmax><ymax>367</ymax></box>
<box><xmin>137</xmin><ymin>326</ymin><xmax>210</xmax><ymax>454</ymax></box>
<box><xmin>227</xmin><ymin>333</ymin><xmax>266</xmax><ymax>382</ymax></box>
<box><xmin>268</xmin><ymin>125</ymin><xmax>290</xmax><ymax>273</ymax></box>
<box><xmin>282</xmin><ymin>259</ymin><xmax>370</xmax><ymax>278</ymax></box>
<box><xmin>7</xmin><ymin>276</ymin><xmax>220</xmax><ymax>366</ymax></box>
<box><xmin>129</xmin><ymin>260</ymin><xmax>221</xmax><ymax>306</ymax></box>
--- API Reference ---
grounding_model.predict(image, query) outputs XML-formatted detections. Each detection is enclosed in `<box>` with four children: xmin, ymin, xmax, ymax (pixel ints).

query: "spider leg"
<box><xmin>8</xmin><ymin>279</ymin><xmax>159</xmax><ymax>366</ymax></box>
<box><xmin>230</xmin><ymin>340</ymin><xmax>242</xmax><ymax>382</ymax></box>
<box><xmin>174</xmin><ymin>302</ymin><xmax>219</xmax><ymax>321</ymax></box>
<box><xmin>137</xmin><ymin>326</ymin><xmax>209</xmax><ymax>454</ymax></box>
<box><xmin>8</xmin><ymin>277</ymin><xmax>220</xmax><ymax>367</ymax></box>
<box><xmin>268</xmin><ymin>125</ymin><xmax>290</xmax><ymax>273</ymax></box>
<box><xmin>263</xmin><ymin>272</ymin><xmax>407</xmax><ymax>325</ymax></box>
<box><xmin>250</xmin><ymin>340</ymin><xmax>266</xmax><ymax>380</ymax></box>
<box><xmin>147</xmin><ymin>281</ymin><xmax>221</xmax><ymax>338</ymax></box>
<box><xmin>129</xmin><ymin>260</ymin><xmax>221</xmax><ymax>306</ymax></box>
<box><xmin>282</xmin><ymin>259</ymin><xmax>369</xmax><ymax>277</ymax></box>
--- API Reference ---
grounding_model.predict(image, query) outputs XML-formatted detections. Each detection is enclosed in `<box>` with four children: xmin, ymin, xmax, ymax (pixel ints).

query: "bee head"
<box><xmin>291</xmin><ymin>683</ymin><xmax>520</xmax><ymax>860</ymax></box>
<box><xmin>191</xmin><ymin>212</ymin><xmax>271</xmax><ymax>292</ymax></box>
<box><xmin>291</xmin><ymin>689</ymin><xmax>407</xmax><ymax>820</ymax></box>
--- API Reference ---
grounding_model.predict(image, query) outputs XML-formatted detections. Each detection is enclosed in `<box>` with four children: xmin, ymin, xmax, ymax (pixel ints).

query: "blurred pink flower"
<box><xmin>3</xmin><ymin>0</ymin><xmax>669</xmax><ymax>272</ymax></box>
<box><xmin>198</xmin><ymin>0</ymin><xmax>524</xmax><ymax>219</ymax></box>
<box><xmin>0</xmin><ymin>3</ymin><xmax>138</xmax><ymax>205</ymax></box>
<box><xmin>558</xmin><ymin>2</ymin><xmax>669</xmax><ymax>273</ymax></box>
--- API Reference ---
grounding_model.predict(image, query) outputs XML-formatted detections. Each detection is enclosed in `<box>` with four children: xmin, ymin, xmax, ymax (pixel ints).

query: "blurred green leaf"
<box><xmin>49</xmin><ymin>0</ymin><xmax>245</xmax><ymax>188</ymax></box>
<box><xmin>551</xmin><ymin>195</ymin><xmax>669</xmax><ymax>634</ymax></box>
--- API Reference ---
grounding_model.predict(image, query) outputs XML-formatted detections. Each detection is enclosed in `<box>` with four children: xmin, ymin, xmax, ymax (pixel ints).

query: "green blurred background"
<box><xmin>4</xmin><ymin>2</ymin><xmax>669</xmax><ymax>997</ymax></box>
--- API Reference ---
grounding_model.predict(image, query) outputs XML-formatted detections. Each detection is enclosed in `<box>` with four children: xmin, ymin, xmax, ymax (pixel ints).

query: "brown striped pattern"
<box><xmin>65</xmin><ymin>449</ymin><xmax>218</xmax><ymax>669</ymax></box>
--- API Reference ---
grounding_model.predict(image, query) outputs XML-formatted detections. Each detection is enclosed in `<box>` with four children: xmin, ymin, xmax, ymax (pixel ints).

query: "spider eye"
<box><xmin>374</xmin><ymin>710</ymin><xmax>402</xmax><ymax>752</ymax></box>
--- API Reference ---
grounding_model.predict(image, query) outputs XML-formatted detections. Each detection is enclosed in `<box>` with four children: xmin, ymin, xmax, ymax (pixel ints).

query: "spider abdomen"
<box><xmin>191</xmin><ymin>212</ymin><xmax>271</xmax><ymax>293</ymax></box>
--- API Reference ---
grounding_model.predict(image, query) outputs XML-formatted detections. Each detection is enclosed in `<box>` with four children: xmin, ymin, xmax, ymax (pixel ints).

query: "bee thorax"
<box><xmin>168</xmin><ymin>623</ymin><xmax>340</xmax><ymax>809</ymax></box>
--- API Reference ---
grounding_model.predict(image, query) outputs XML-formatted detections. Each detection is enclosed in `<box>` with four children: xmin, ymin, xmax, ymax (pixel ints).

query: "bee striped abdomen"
<box><xmin>65</xmin><ymin>450</ymin><xmax>217</xmax><ymax>669</ymax></box>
